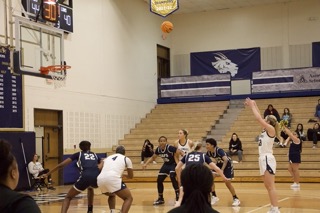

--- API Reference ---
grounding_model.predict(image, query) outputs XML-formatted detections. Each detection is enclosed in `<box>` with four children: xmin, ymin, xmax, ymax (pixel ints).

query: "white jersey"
<box><xmin>97</xmin><ymin>153</ymin><xmax>133</xmax><ymax>193</ymax></box>
<box><xmin>177</xmin><ymin>139</ymin><xmax>192</xmax><ymax>160</ymax></box>
<box><xmin>258</xmin><ymin>130</ymin><xmax>275</xmax><ymax>156</ymax></box>
<box><xmin>100</xmin><ymin>153</ymin><xmax>133</xmax><ymax>177</ymax></box>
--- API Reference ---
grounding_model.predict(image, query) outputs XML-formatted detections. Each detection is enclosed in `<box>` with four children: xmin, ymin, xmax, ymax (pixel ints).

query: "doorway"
<box><xmin>157</xmin><ymin>44</ymin><xmax>170</xmax><ymax>98</ymax></box>
<box><xmin>34</xmin><ymin>109</ymin><xmax>63</xmax><ymax>185</ymax></box>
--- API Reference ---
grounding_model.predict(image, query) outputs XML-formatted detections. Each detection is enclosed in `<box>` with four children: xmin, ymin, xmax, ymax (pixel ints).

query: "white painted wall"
<box><xmin>0</xmin><ymin>0</ymin><xmax>170</xmax><ymax>149</ymax></box>
<box><xmin>1</xmin><ymin>0</ymin><xmax>320</xmax><ymax>149</ymax></box>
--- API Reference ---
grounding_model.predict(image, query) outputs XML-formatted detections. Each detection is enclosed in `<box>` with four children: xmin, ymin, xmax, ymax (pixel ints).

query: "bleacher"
<box><xmin>115</xmin><ymin>97</ymin><xmax>320</xmax><ymax>183</ymax></box>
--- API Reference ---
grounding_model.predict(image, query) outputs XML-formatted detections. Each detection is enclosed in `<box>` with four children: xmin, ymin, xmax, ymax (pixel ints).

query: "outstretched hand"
<box><xmin>244</xmin><ymin>97</ymin><xmax>255</xmax><ymax>107</ymax></box>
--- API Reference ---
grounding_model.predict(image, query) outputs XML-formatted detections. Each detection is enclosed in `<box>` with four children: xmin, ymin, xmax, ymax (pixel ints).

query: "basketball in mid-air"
<box><xmin>161</xmin><ymin>21</ymin><xmax>173</xmax><ymax>33</ymax></box>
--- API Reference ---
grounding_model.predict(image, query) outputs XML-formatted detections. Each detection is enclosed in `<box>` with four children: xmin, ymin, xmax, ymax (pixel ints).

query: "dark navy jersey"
<box><xmin>206</xmin><ymin>147</ymin><xmax>232</xmax><ymax>168</ymax></box>
<box><xmin>181</xmin><ymin>151</ymin><xmax>212</xmax><ymax>166</ymax></box>
<box><xmin>289</xmin><ymin>140</ymin><xmax>302</xmax><ymax>155</ymax></box>
<box><xmin>155</xmin><ymin>144</ymin><xmax>177</xmax><ymax>165</ymax></box>
<box><xmin>70</xmin><ymin>151</ymin><xmax>101</xmax><ymax>173</ymax></box>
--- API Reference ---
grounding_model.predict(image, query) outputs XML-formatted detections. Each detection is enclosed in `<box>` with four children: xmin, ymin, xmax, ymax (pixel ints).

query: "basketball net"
<box><xmin>39</xmin><ymin>65</ymin><xmax>71</xmax><ymax>89</ymax></box>
<box><xmin>162</xmin><ymin>32</ymin><xmax>167</xmax><ymax>40</ymax></box>
<box><xmin>49</xmin><ymin>71</ymin><xmax>67</xmax><ymax>89</ymax></box>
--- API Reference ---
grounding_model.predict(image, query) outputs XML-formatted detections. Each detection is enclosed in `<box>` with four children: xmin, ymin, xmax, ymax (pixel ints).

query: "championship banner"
<box><xmin>190</xmin><ymin>48</ymin><xmax>261</xmax><ymax>80</ymax></box>
<box><xmin>252</xmin><ymin>67</ymin><xmax>320</xmax><ymax>93</ymax></box>
<box><xmin>312</xmin><ymin>42</ymin><xmax>320</xmax><ymax>67</ymax></box>
<box><xmin>150</xmin><ymin>0</ymin><xmax>179</xmax><ymax>17</ymax></box>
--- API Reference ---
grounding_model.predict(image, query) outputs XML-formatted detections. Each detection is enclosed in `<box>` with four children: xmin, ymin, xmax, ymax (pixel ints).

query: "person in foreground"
<box><xmin>97</xmin><ymin>145</ymin><xmax>133</xmax><ymax>213</ymax></box>
<box><xmin>168</xmin><ymin>164</ymin><xmax>219</xmax><ymax>213</ymax></box>
<box><xmin>43</xmin><ymin>140</ymin><xmax>100</xmax><ymax>213</ymax></box>
<box><xmin>244</xmin><ymin>97</ymin><xmax>281</xmax><ymax>213</ymax></box>
<box><xmin>0</xmin><ymin>139</ymin><xmax>41</xmax><ymax>213</ymax></box>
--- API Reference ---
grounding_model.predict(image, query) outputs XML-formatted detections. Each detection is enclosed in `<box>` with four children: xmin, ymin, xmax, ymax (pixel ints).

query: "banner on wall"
<box><xmin>252</xmin><ymin>67</ymin><xmax>320</xmax><ymax>93</ymax></box>
<box><xmin>190</xmin><ymin>47</ymin><xmax>261</xmax><ymax>79</ymax></box>
<box><xmin>150</xmin><ymin>0</ymin><xmax>179</xmax><ymax>17</ymax></box>
<box><xmin>160</xmin><ymin>74</ymin><xmax>231</xmax><ymax>98</ymax></box>
<box><xmin>312</xmin><ymin>42</ymin><xmax>320</xmax><ymax>67</ymax></box>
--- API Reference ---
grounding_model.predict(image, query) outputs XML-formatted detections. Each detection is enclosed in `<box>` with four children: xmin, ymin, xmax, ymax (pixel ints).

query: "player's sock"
<box><xmin>159</xmin><ymin>194</ymin><xmax>163</xmax><ymax>199</ymax></box>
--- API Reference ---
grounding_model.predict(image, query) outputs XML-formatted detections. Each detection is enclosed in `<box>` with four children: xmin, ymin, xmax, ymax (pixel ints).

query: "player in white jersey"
<box><xmin>245</xmin><ymin>98</ymin><xmax>281</xmax><ymax>213</ymax></box>
<box><xmin>174</xmin><ymin>129</ymin><xmax>194</xmax><ymax>161</ymax></box>
<box><xmin>97</xmin><ymin>145</ymin><xmax>133</xmax><ymax>213</ymax></box>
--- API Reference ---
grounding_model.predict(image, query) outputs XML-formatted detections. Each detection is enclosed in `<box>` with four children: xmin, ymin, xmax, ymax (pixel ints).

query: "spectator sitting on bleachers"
<box><xmin>295</xmin><ymin>123</ymin><xmax>306</xmax><ymax>141</ymax></box>
<box><xmin>264</xmin><ymin>104</ymin><xmax>280</xmax><ymax>122</ymax></box>
<box><xmin>141</xmin><ymin>139</ymin><xmax>156</xmax><ymax>164</ymax></box>
<box><xmin>281</xmin><ymin>108</ymin><xmax>292</xmax><ymax>128</ymax></box>
<box><xmin>307</xmin><ymin>123</ymin><xmax>320</xmax><ymax>148</ymax></box>
<box><xmin>227</xmin><ymin>133</ymin><xmax>243</xmax><ymax>163</ymax></box>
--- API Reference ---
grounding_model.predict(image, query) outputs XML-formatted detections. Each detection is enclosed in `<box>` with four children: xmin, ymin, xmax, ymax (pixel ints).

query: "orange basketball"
<box><xmin>161</xmin><ymin>21</ymin><xmax>173</xmax><ymax>33</ymax></box>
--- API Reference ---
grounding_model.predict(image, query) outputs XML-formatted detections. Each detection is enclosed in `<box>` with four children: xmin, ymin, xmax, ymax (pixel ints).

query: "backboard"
<box><xmin>14</xmin><ymin>16</ymin><xmax>65</xmax><ymax>78</ymax></box>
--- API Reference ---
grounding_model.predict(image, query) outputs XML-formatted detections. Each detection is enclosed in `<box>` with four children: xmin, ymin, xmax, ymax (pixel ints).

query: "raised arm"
<box><xmin>283</xmin><ymin>127</ymin><xmax>300</xmax><ymax>144</ymax></box>
<box><xmin>245</xmin><ymin>98</ymin><xmax>275</xmax><ymax>136</ymax></box>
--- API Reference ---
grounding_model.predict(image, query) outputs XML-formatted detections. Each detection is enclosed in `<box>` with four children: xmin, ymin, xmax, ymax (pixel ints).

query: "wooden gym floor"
<box><xmin>28</xmin><ymin>182</ymin><xmax>320</xmax><ymax>213</ymax></box>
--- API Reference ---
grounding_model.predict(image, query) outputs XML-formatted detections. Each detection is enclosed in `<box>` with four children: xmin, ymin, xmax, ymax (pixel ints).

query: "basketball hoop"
<box><xmin>39</xmin><ymin>65</ymin><xmax>71</xmax><ymax>88</ymax></box>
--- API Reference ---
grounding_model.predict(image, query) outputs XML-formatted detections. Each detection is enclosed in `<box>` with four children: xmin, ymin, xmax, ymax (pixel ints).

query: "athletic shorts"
<box><xmin>213</xmin><ymin>163</ymin><xmax>234</xmax><ymax>179</ymax></box>
<box><xmin>97</xmin><ymin>174</ymin><xmax>127</xmax><ymax>193</ymax></box>
<box><xmin>158</xmin><ymin>163</ymin><xmax>176</xmax><ymax>176</ymax></box>
<box><xmin>259</xmin><ymin>154</ymin><xmax>276</xmax><ymax>175</ymax></box>
<box><xmin>74</xmin><ymin>170</ymin><xmax>100</xmax><ymax>192</ymax></box>
<box><xmin>289</xmin><ymin>153</ymin><xmax>301</xmax><ymax>164</ymax></box>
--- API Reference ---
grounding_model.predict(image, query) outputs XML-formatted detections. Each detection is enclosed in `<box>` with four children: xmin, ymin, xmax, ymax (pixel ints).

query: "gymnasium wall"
<box><xmin>0</xmin><ymin>0</ymin><xmax>168</xmax><ymax>149</ymax></box>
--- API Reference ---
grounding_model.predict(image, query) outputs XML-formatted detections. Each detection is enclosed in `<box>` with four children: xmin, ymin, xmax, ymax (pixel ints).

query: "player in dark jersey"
<box><xmin>143</xmin><ymin>136</ymin><xmax>183</xmax><ymax>205</ymax></box>
<box><xmin>206</xmin><ymin>138</ymin><xmax>240</xmax><ymax>206</ymax></box>
<box><xmin>43</xmin><ymin>141</ymin><xmax>100</xmax><ymax>213</ymax></box>
<box><xmin>175</xmin><ymin>142</ymin><xmax>227</xmax><ymax>207</ymax></box>
<box><xmin>282</xmin><ymin>126</ymin><xmax>302</xmax><ymax>189</ymax></box>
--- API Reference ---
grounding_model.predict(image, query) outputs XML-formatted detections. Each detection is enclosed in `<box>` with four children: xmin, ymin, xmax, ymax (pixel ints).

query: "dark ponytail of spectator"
<box><xmin>0</xmin><ymin>139</ymin><xmax>16</xmax><ymax>182</ymax></box>
<box><xmin>180</xmin><ymin>164</ymin><xmax>213</xmax><ymax>213</ymax></box>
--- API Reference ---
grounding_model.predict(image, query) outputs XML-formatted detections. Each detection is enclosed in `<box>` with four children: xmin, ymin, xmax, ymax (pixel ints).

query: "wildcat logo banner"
<box><xmin>150</xmin><ymin>0</ymin><xmax>179</xmax><ymax>17</ymax></box>
<box><xmin>191</xmin><ymin>47</ymin><xmax>261</xmax><ymax>80</ymax></box>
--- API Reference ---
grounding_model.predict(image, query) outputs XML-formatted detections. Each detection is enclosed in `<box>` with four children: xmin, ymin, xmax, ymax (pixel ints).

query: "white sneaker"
<box><xmin>140</xmin><ymin>161</ymin><xmax>144</xmax><ymax>164</ymax></box>
<box><xmin>153</xmin><ymin>161</ymin><xmax>157</xmax><ymax>164</ymax></box>
<box><xmin>232</xmin><ymin>198</ymin><xmax>240</xmax><ymax>206</ymax></box>
<box><xmin>267</xmin><ymin>206</ymin><xmax>280</xmax><ymax>213</ymax></box>
<box><xmin>290</xmin><ymin>183</ymin><xmax>300</xmax><ymax>189</ymax></box>
<box><xmin>232</xmin><ymin>160</ymin><xmax>239</xmax><ymax>164</ymax></box>
<box><xmin>211</xmin><ymin>196</ymin><xmax>219</xmax><ymax>205</ymax></box>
